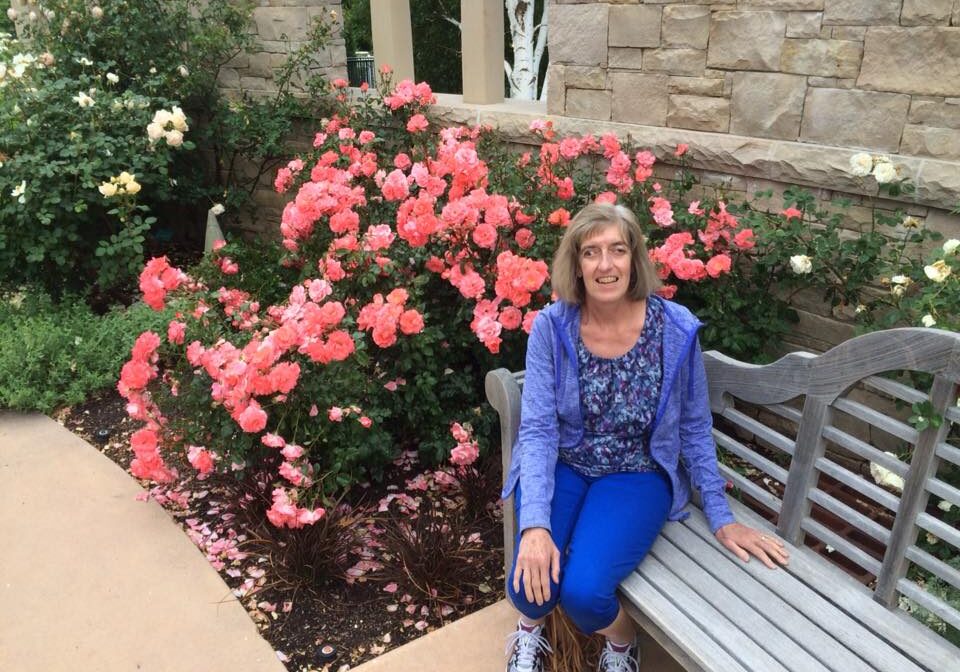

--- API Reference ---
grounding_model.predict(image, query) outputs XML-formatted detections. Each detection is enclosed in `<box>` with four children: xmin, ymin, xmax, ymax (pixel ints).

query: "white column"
<box><xmin>370</xmin><ymin>0</ymin><xmax>415</xmax><ymax>83</ymax></box>
<box><xmin>461</xmin><ymin>0</ymin><xmax>505</xmax><ymax>104</ymax></box>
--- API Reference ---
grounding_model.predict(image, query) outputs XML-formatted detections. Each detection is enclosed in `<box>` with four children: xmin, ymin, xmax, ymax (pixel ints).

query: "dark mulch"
<box><xmin>59</xmin><ymin>391</ymin><xmax>507</xmax><ymax>672</ymax></box>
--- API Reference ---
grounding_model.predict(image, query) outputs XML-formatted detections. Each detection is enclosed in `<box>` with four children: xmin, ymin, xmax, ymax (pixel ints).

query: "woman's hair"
<box><xmin>551</xmin><ymin>202</ymin><xmax>662</xmax><ymax>305</ymax></box>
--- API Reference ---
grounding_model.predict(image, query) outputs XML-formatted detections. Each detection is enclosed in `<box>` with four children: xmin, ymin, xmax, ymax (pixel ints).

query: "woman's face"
<box><xmin>578</xmin><ymin>223</ymin><xmax>632</xmax><ymax>306</ymax></box>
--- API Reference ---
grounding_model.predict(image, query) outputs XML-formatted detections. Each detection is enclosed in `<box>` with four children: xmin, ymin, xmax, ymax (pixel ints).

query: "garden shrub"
<box><xmin>0</xmin><ymin>287</ymin><xmax>170</xmax><ymax>412</ymax></box>
<box><xmin>0</xmin><ymin>1</ymin><xmax>336</xmax><ymax>300</ymax></box>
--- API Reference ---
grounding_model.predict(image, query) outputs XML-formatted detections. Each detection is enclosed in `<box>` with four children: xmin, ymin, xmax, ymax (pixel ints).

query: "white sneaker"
<box><xmin>505</xmin><ymin>620</ymin><xmax>551</xmax><ymax>672</ymax></box>
<box><xmin>598</xmin><ymin>638</ymin><xmax>640</xmax><ymax>672</ymax></box>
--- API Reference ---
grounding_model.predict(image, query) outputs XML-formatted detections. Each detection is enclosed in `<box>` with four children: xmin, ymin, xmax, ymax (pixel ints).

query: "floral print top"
<box><xmin>560</xmin><ymin>298</ymin><xmax>664</xmax><ymax>477</ymax></box>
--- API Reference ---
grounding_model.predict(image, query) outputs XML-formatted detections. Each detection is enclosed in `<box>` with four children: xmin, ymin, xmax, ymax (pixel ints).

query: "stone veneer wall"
<box><xmin>217</xmin><ymin>0</ymin><xmax>347</xmax><ymax>96</ymax></box>
<box><xmin>547</xmin><ymin>1</ymin><xmax>960</xmax><ymax>163</ymax></box>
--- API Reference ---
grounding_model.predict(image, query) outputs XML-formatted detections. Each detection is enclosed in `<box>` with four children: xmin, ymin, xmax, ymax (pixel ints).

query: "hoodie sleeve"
<box><xmin>516</xmin><ymin>310</ymin><xmax>560</xmax><ymax>533</ymax></box>
<box><xmin>678</xmin><ymin>336</ymin><xmax>736</xmax><ymax>533</ymax></box>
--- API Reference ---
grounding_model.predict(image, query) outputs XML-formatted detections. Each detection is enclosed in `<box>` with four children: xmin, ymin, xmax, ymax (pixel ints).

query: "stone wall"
<box><xmin>547</xmin><ymin>1</ymin><xmax>960</xmax><ymax>165</ymax></box>
<box><xmin>218</xmin><ymin>0</ymin><xmax>347</xmax><ymax>96</ymax></box>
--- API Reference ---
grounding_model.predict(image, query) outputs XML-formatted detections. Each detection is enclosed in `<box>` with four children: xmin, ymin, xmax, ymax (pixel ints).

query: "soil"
<box><xmin>58</xmin><ymin>391</ymin><xmax>507</xmax><ymax>672</ymax></box>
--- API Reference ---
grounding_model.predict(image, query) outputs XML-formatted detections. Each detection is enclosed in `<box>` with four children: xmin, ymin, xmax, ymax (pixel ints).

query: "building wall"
<box><xmin>218</xmin><ymin>0</ymin><xmax>348</xmax><ymax>96</ymax></box>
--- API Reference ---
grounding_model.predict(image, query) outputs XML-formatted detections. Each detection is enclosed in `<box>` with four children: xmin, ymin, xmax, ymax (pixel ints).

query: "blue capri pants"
<box><xmin>506</xmin><ymin>461</ymin><xmax>672</xmax><ymax>634</ymax></box>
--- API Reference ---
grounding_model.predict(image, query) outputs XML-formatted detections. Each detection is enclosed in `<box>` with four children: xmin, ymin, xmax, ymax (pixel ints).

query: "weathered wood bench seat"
<box><xmin>486</xmin><ymin>327</ymin><xmax>960</xmax><ymax>672</ymax></box>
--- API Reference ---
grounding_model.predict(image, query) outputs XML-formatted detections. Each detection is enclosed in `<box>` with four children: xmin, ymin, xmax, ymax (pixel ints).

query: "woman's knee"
<box><xmin>505</xmin><ymin>574</ymin><xmax>560</xmax><ymax>621</ymax></box>
<box><xmin>558</xmin><ymin>578</ymin><xmax>618</xmax><ymax>634</ymax></box>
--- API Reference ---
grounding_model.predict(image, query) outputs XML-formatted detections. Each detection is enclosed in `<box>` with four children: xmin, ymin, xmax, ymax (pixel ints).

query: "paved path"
<box><xmin>0</xmin><ymin>412</ymin><xmax>285</xmax><ymax>672</ymax></box>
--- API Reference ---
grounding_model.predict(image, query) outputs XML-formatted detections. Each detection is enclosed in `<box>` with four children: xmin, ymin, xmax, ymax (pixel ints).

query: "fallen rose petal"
<box><xmin>414</xmin><ymin>620</ymin><xmax>428</xmax><ymax>631</ymax></box>
<box><xmin>383</xmin><ymin>582</ymin><xmax>398</xmax><ymax>593</ymax></box>
<box><xmin>385</xmin><ymin>604</ymin><xmax>398</xmax><ymax>612</ymax></box>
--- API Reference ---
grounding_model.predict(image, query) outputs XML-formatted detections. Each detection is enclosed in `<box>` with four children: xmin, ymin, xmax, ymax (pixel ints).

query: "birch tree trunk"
<box><xmin>503</xmin><ymin>0</ymin><xmax>547</xmax><ymax>100</ymax></box>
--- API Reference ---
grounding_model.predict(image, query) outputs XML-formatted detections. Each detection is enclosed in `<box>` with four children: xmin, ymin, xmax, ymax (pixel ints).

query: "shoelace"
<box><xmin>504</xmin><ymin>627</ymin><xmax>552</xmax><ymax>672</ymax></box>
<box><xmin>598</xmin><ymin>642</ymin><xmax>639</xmax><ymax>672</ymax></box>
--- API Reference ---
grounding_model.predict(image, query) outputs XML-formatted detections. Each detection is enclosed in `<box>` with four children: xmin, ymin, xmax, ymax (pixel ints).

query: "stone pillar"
<box><xmin>460</xmin><ymin>0</ymin><xmax>504</xmax><ymax>104</ymax></box>
<box><xmin>370</xmin><ymin>0</ymin><xmax>415</xmax><ymax>82</ymax></box>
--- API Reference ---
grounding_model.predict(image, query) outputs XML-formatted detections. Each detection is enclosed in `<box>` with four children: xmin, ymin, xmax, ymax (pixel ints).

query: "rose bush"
<box><xmin>118</xmin><ymin>77</ymin><xmax>775</xmax><ymax>528</ymax></box>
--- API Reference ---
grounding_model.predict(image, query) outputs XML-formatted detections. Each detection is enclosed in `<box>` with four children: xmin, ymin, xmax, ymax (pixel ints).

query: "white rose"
<box><xmin>211</xmin><ymin>203</ymin><xmax>225</xmax><ymax>216</ymax></box>
<box><xmin>72</xmin><ymin>91</ymin><xmax>95</xmax><ymax>108</ymax></box>
<box><xmin>125</xmin><ymin>180</ymin><xmax>142</xmax><ymax>195</ymax></box>
<box><xmin>870</xmin><ymin>454</ymin><xmax>904</xmax><ymax>492</ymax></box>
<box><xmin>924</xmin><ymin>260</ymin><xmax>952</xmax><ymax>283</ymax></box>
<box><xmin>890</xmin><ymin>275</ymin><xmax>911</xmax><ymax>285</ymax></box>
<box><xmin>106</xmin><ymin>72</ymin><xmax>118</xmax><ymax>84</ymax></box>
<box><xmin>152</xmin><ymin>109</ymin><xmax>172</xmax><ymax>127</ymax></box>
<box><xmin>939</xmin><ymin>500</ymin><xmax>954</xmax><ymax>512</ymax></box>
<box><xmin>165</xmin><ymin>129</ymin><xmax>184</xmax><ymax>147</ymax></box>
<box><xmin>117</xmin><ymin>171</ymin><xmax>135</xmax><ymax>185</ymax></box>
<box><xmin>921</xmin><ymin>314</ymin><xmax>936</xmax><ymax>328</ymax></box>
<box><xmin>943</xmin><ymin>239</ymin><xmax>960</xmax><ymax>255</ymax></box>
<box><xmin>10</xmin><ymin>180</ymin><xmax>26</xmax><ymax>203</ymax></box>
<box><xmin>177</xmin><ymin>65</ymin><xmax>189</xmax><ymax>77</ymax></box>
<box><xmin>169</xmin><ymin>106</ymin><xmax>188</xmax><ymax>132</ymax></box>
<box><xmin>789</xmin><ymin>254</ymin><xmax>812</xmax><ymax>275</ymax></box>
<box><xmin>146</xmin><ymin>122</ymin><xmax>164</xmax><ymax>142</ymax></box>
<box><xmin>872</xmin><ymin>160</ymin><xmax>898</xmax><ymax>184</ymax></box>
<box><xmin>849</xmin><ymin>152</ymin><xmax>873</xmax><ymax>177</ymax></box>
<box><xmin>98</xmin><ymin>181</ymin><xmax>118</xmax><ymax>197</ymax></box>
<box><xmin>7</xmin><ymin>8</ymin><xmax>17</xmax><ymax>21</ymax></box>
<box><xmin>91</xmin><ymin>6</ymin><xmax>103</xmax><ymax>20</ymax></box>
<box><xmin>892</xmin><ymin>284</ymin><xmax>906</xmax><ymax>298</ymax></box>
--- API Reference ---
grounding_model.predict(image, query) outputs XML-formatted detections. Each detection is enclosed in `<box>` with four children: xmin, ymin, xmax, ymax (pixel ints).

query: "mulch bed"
<box><xmin>58</xmin><ymin>391</ymin><xmax>507</xmax><ymax>672</ymax></box>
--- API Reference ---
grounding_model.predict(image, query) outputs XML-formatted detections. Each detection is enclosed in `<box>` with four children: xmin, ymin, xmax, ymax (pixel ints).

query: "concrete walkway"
<box><xmin>0</xmin><ymin>412</ymin><xmax>285</xmax><ymax>672</ymax></box>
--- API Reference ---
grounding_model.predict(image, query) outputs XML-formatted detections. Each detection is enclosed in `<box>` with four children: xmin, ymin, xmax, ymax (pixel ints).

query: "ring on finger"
<box><xmin>759</xmin><ymin>535</ymin><xmax>768</xmax><ymax>542</ymax></box>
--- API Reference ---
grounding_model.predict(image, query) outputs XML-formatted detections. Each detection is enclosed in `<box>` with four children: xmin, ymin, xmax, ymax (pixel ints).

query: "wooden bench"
<box><xmin>485</xmin><ymin>327</ymin><xmax>960</xmax><ymax>672</ymax></box>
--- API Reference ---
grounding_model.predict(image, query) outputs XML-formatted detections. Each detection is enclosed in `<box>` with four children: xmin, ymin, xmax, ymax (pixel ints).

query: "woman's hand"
<box><xmin>716</xmin><ymin>522</ymin><xmax>790</xmax><ymax>569</ymax></box>
<box><xmin>513</xmin><ymin>527</ymin><xmax>561</xmax><ymax>605</ymax></box>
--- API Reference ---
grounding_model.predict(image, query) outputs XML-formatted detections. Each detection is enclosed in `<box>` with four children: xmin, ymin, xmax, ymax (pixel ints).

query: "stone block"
<box><xmin>859</xmin><ymin>28</ymin><xmax>960</xmax><ymax>97</ymax></box>
<box><xmin>731</xmin><ymin>72</ymin><xmax>806</xmax><ymax>140</ymax></box>
<box><xmin>253</xmin><ymin>7</ymin><xmax>309</xmax><ymax>41</ymax></box>
<box><xmin>217</xmin><ymin>68</ymin><xmax>240</xmax><ymax>89</ymax></box>
<box><xmin>240</xmin><ymin>76</ymin><xmax>274</xmax><ymax>92</ymax></box>
<box><xmin>830</xmin><ymin>26</ymin><xmax>866</xmax><ymax>40</ymax></box>
<box><xmin>955</xmin><ymin>3</ymin><xmax>960</xmax><ymax>26</ymax></box>
<box><xmin>546</xmin><ymin>65</ymin><xmax>566</xmax><ymax>115</ymax></box>
<box><xmin>565</xmin><ymin>66</ymin><xmax>607</xmax><ymax>89</ymax></box>
<box><xmin>708</xmin><ymin>11</ymin><xmax>786</xmax><ymax>71</ymax></box>
<box><xmin>551</xmin><ymin>4</ymin><xmax>609</xmax><ymax>65</ymax></box>
<box><xmin>608</xmin><ymin>5</ymin><xmax>662</xmax><ymax>48</ymax></box>
<box><xmin>667</xmin><ymin>94</ymin><xmax>731</xmax><ymax>132</ymax></box>
<box><xmin>901</xmin><ymin>0</ymin><xmax>954</xmax><ymax>25</ymax></box>
<box><xmin>823</xmin><ymin>0</ymin><xmax>901</xmax><ymax>24</ymax></box>
<box><xmin>669</xmin><ymin>76</ymin><xmax>725</xmax><ymax>96</ymax></box>
<box><xmin>909</xmin><ymin>99</ymin><xmax>960</xmax><ymax>129</ymax></box>
<box><xmin>609</xmin><ymin>48</ymin><xmax>645</xmax><ymax>70</ymax></box>
<box><xmin>786</xmin><ymin>11</ymin><xmax>823</xmax><ymax>38</ymax></box>
<box><xmin>643</xmin><ymin>48</ymin><xmax>707</xmax><ymax>76</ymax></box>
<box><xmin>800</xmin><ymin>88</ymin><xmax>910</xmax><ymax>151</ymax></box>
<box><xmin>808</xmin><ymin>77</ymin><xmax>837</xmax><ymax>87</ymax></box>
<box><xmin>565</xmin><ymin>88</ymin><xmax>612</xmax><ymax>121</ymax></box>
<box><xmin>738</xmin><ymin>0</ymin><xmax>823</xmax><ymax>8</ymax></box>
<box><xmin>610</xmin><ymin>72</ymin><xmax>669</xmax><ymax>125</ymax></box>
<box><xmin>662</xmin><ymin>6</ymin><xmax>710</xmax><ymax>49</ymax></box>
<box><xmin>901</xmin><ymin>125</ymin><xmax>960</xmax><ymax>160</ymax></box>
<box><xmin>245</xmin><ymin>53</ymin><xmax>276</xmax><ymax>79</ymax></box>
<box><xmin>780</xmin><ymin>39</ymin><xmax>862</xmax><ymax>78</ymax></box>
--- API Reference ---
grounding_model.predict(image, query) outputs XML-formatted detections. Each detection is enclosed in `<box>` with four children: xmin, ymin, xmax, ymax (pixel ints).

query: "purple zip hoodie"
<box><xmin>500</xmin><ymin>296</ymin><xmax>736</xmax><ymax>535</ymax></box>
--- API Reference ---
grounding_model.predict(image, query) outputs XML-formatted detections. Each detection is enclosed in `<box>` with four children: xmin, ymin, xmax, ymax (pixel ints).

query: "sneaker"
<box><xmin>598</xmin><ymin>638</ymin><xmax>640</xmax><ymax>672</ymax></box>
<box><xmin>505</xmin><ymin>620</ymin><xmax>551</xmax><ymax>672</ymax></box>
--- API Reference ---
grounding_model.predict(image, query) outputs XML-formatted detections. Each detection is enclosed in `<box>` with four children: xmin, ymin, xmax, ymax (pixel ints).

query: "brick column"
<box><xmin>370</xmin><ymin>0</ymin><xmax>415</xmax><ymax>82</ymax></box>
<box><xmin>461</xmin><ymin>0</ymin><xmax>504</xmax><ymax>104</ymax></box>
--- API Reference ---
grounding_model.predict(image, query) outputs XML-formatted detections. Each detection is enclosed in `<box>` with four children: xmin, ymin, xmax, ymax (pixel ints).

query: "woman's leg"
<box><xmin>506</xmin><ymin>462</ymin><xmax>590</xmax><ymax>623</ymax></box>
<box><xmin>558</xmin><ymin>470</ymin><xmax>672</xmax><ymax>636</ymax></box>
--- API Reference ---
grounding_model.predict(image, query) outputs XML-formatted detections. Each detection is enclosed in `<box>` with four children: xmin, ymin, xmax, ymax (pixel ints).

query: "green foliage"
<box><xmin>0</xmin><ymin>287</ymin><xmax>170</xmax><ymax>412</ymax></box>
<box><xmin>0</xmin><ymin>1</ymin><xmax>336</xmax><ymax>300</ymax></box>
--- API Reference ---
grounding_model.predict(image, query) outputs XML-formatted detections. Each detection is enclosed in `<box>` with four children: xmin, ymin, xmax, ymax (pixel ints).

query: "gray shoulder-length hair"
<box><xmin>551</xmin><ymin>202</ymin><xmax>661</xmax><ymax>305</ymax></box>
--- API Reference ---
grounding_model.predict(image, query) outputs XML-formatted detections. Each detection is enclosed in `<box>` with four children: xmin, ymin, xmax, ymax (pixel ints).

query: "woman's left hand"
<box><xmin>715</xmin><ymin>522</ymin><xmax>790</xmax><ymax>569</ymax></box>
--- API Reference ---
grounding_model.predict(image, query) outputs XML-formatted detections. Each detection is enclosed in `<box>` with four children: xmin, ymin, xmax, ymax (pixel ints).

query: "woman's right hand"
<box><xmin>513</xmin><ymin>527</ymin><xmax>561</xmax><ymax>606</ymax></box>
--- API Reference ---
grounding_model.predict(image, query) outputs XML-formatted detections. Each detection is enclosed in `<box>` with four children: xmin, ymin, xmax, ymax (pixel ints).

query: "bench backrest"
<box><xmin>486</xmin><ymin>326</ymin><xmax>960</xmax><ymax>635</ymax></box>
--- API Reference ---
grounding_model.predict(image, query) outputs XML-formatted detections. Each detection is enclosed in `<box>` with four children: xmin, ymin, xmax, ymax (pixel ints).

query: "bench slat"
<box><xmin>814</xmin><ymin>457</ymin><xmax>901</xmax><ymax>512</ymax></box>
<box><xmin>862</xmin><ymin>375</ymin><xmax>929</xmax><ymax>405</ymax></box>
<box><xmin>916</xmin><ymin>511</ymin><xmax>960</xmax><ymax>552</ymax></box>
<box><xmin>714</xmin><ymin>431</ymin><xmax>790</xmax><ymax>483</ymax></box>
<box><xmin>767</xmin><ymin>402</ymin><xmax>803</xmax><ymax>424</ymax></box>
<box><xmin>925</xmin><ymin>475</ymin><xmax>960</xmax><ymax>508</ymax></box>
<box><xmin>632</xmin><ymin>554</ymin><xmax>791</xmax><ymax>672</ymax></box>
<box><xmin>678</xmin><ymin>506</ymin><xmax>929</xmax><ymax>672</ymax></box>
<box><xmin>897</xmin><ymin>577</ymin><xmax>960</xmax><ymax>632</ymax></box>
<box><xmin>721</xmin><ymin>502</ymin><xmax>958</xmax><ymax>672</ymax></box>
<box><xmin>800</xmin><ymin>518</ymin><xmax>883</xmax><ymax>575</ymax></box>
<box><xmin>821</xmin><ymin>425</ymin><xmax>908</xmax><ymax>475</ymax></box>
<box><xmin>935</xmin><ymin>441</ymin><xmax>960</xmax><ymax>468</ymax></box>
<box><xmin>658</xmin><ymin>522</ymin><xmax>879</xmax><ymax>672</ymax></box>
<box><xmin>806</xmin><ymin>487</ymin><xmax>891</xmax><ymax>544</ymax></box>
<box><xmin>717</xmin><ymin>464</ymin><xmax>784</xmax><ymax>513</ymax></box>
<box><xmin>720</xmin><ymin>406</ymin><xmax>797</xmax><ymax>455</ymax></box>
<box><xmin>904</xmin><ymin>544</ymin><xmax>960</xmax><ymax>594</ymax></box>
<box><xmin>830</xmin><ymin>397</ymin><xmax>919</xmax><ymax>444</ymax></box>
<box><xmin>618</xmin><ymin>572</ymin><xmax>748</xmax><ymax>672</ymax></box>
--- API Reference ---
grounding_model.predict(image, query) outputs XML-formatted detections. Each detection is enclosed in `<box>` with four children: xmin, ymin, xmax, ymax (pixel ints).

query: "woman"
<box><xmin>501</xmin><ymin>203</ymin><xmax>789</xmax><ymax>672</ymax></box>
